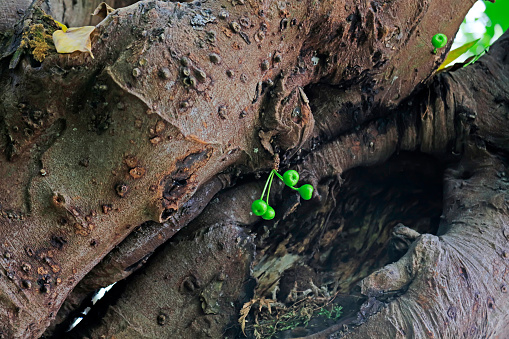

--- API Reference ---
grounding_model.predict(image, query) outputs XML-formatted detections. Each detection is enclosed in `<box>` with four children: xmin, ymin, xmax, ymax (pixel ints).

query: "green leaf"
<box><xmin>438</xmin><ymin>38</ymin><xmax>480</xmax><ymax>71</ymax></box>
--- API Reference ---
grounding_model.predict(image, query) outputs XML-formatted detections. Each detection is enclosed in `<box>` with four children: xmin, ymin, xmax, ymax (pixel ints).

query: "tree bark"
<box><xmin>1</xmin><ymin>0</ymin><xmax>508</xmax><ymax>338</ymax></box>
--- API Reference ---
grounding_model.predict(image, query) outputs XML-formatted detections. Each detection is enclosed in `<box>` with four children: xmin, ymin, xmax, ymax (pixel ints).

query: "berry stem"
<box><xmin>266</xmin><ymin>170</ymin><xmax>275</xmax><ymax>204</ymax></box>
<box><xmin>260</xmin><ymin>170</ymin><xmax>275</xmax><ymax>200</ymax></box>
<box><xmin>273</xmin><ymin>171</ymin><xmax>284</xmax><ymax>182</ymax></box>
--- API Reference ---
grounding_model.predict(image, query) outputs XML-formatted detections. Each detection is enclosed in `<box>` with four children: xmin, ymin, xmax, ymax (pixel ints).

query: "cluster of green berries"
<box><xmin>431</xmin><ymin>33</ymin><xmax>447</xmax><ymax>54</ymax></box>
<box><xmin>251</xmin><ymin>169</ymin><xmax>314</xmax><ymax>220</ymax></box>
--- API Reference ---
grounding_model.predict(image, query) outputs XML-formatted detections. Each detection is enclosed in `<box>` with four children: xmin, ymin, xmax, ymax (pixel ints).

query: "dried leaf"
<box><xmin>259</xmin><ymin>297</ymin><xmax>275</xmax><ymax>314</ymax></box>
<box><xmin>92</xmin><ymin>2</ymin><xmax>115</xmax><ymax>20</ymax></box>
<box><xmin>239</xmin><ymin>299</ymin><xmax>256</xmax><ymax>336</ymax></box>
<box><xmin>53</xmin><ymin>26</ymin><xmax>96</xmax><ymax>58</ymax></box>
<box><xmin>438</xmin><ymin>39</ymin><xmax>480</xmax><ymax>71</ymax></box>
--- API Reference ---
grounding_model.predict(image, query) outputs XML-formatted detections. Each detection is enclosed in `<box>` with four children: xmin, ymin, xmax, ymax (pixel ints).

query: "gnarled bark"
<box><xmin>1</xmin><ymin>0</ymin><xmax>508</xmax><ymax>338</ymax></box>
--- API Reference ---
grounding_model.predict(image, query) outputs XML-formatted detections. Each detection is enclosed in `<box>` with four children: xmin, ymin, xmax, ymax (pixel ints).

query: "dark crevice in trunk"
<box><xmin>47</xmin><ymin>278</ymin><xmax>130</xmax><ymax>339</ymax></box>
<box><xmin>261</xmin><ymin>151</ymin><xmax>443</xmax><ymax>287</ymax></box>
<box><xmin>246</xmin><ymin>151</ymin><xmax>445</xmax><ymax>337</ymax></box>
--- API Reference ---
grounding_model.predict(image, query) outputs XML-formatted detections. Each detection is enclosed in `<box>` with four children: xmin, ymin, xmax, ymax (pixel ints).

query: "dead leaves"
<box><xmin>52</xmin><ymin>2</ymin><xmax>116</xmax><ymax>59</ymax></box>
<box><xmin>91</xmin><ymin>2</ymin><xmax>115</xmax><ymax>20</ymax></box>
<box><xmin>239</xmin><ymin>292</ymin><xmax>342</xmax><ymax>338</ymax></box>
<box><xmin>239</xmin><ymin>297</ymin><xmax>276</xmax><ymax>335</ymax></box>
<box><xmin>53</xmin><ymin>26</ymin><xmax>96</xmax><ymax>58</ymax></box>
<box><xmin>239</xmin><ymin>300</ymin><xmax>254</xmax><ymax>335</ymax></box>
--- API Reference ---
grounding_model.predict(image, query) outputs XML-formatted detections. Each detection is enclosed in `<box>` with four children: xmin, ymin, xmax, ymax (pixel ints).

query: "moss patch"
<box><xmin>17</xmin><ymin>9</ymin><xmax>60</xmax><ymax>63</ymax></box>
<box><xmin>20</xmin><ymin>24</ymin><xmax>55</xmax><ymax>62</ymax></box>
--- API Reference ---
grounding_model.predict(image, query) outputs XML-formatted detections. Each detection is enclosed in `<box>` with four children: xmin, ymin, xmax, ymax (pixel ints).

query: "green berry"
<box><xmin>262</xmin><ymin>206</ymin><xmax>275</xmax><ymax>220</ymax></box>
<box><xmin>431</xmin><ymin>33</ymin><xmax>447</xmax><ymax>53</ymax></box>
<box><xmin>252</xmin><ymin>199</ymin><xmax>268</xmax><ymax>216</ymax></box>
<box><xmin>298</xmin><ymin>184</ymin><xmax>314</xmax><ymax>200</ymax></box>
<box><xmin>283</xmin><ymin>170</ymin><xmax>299</xmax><ymax>187</ymax></box>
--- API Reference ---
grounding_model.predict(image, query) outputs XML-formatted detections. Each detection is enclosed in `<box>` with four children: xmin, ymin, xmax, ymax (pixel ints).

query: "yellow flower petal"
<box><xmin>52</xmin><ymin>26</ymin><xmax>96</xmax><ymax>58</ymax></box>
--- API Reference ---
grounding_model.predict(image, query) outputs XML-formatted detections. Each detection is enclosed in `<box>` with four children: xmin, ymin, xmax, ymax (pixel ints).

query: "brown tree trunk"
<box><xmin>1</xmin><ymin>0</ymin><xmax>508</xmax><ymax>338</ymax></box>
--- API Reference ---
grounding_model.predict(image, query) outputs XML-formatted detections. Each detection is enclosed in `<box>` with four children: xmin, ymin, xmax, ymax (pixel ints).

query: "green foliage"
<box><xmin>438</xmin><ymin>39</ymin><xmax>480</xmax><ymax>71</ymax></box>
<box><xmin>480</xmin><ymin>0</ymin><xmax>509</xmax><ymax>49</ymax></box>
<box><xmin>450</xmin><ymin>0</ymin><xmax>509</xmax><ymax>66</ymax></box>
<box><xmin>317</xmin><ymin>305</ymin><xmax>343</xmax><ymax>320</ymax></box>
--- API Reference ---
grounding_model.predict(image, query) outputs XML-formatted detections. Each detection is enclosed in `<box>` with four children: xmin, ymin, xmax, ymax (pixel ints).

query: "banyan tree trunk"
<box><xmin>0</xmin><ymin>0</ymin><xmax>508</xmax><ymax>338</ymax></box>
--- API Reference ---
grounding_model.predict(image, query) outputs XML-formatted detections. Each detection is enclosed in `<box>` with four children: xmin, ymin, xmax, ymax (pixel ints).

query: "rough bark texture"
<box><xmin>1</xmin><ymin>0</ymin><xmax>509</xmax><ymax>338</ymax></box>
<box><xmin>70</xmin><ymin>223</ymin><xmax>255</xmax><ymax>338</ymax></box>
<box><xmin>0</xmin><ymin>0</ymin><xmax>125</xmax><ymax>33</ymax></box>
